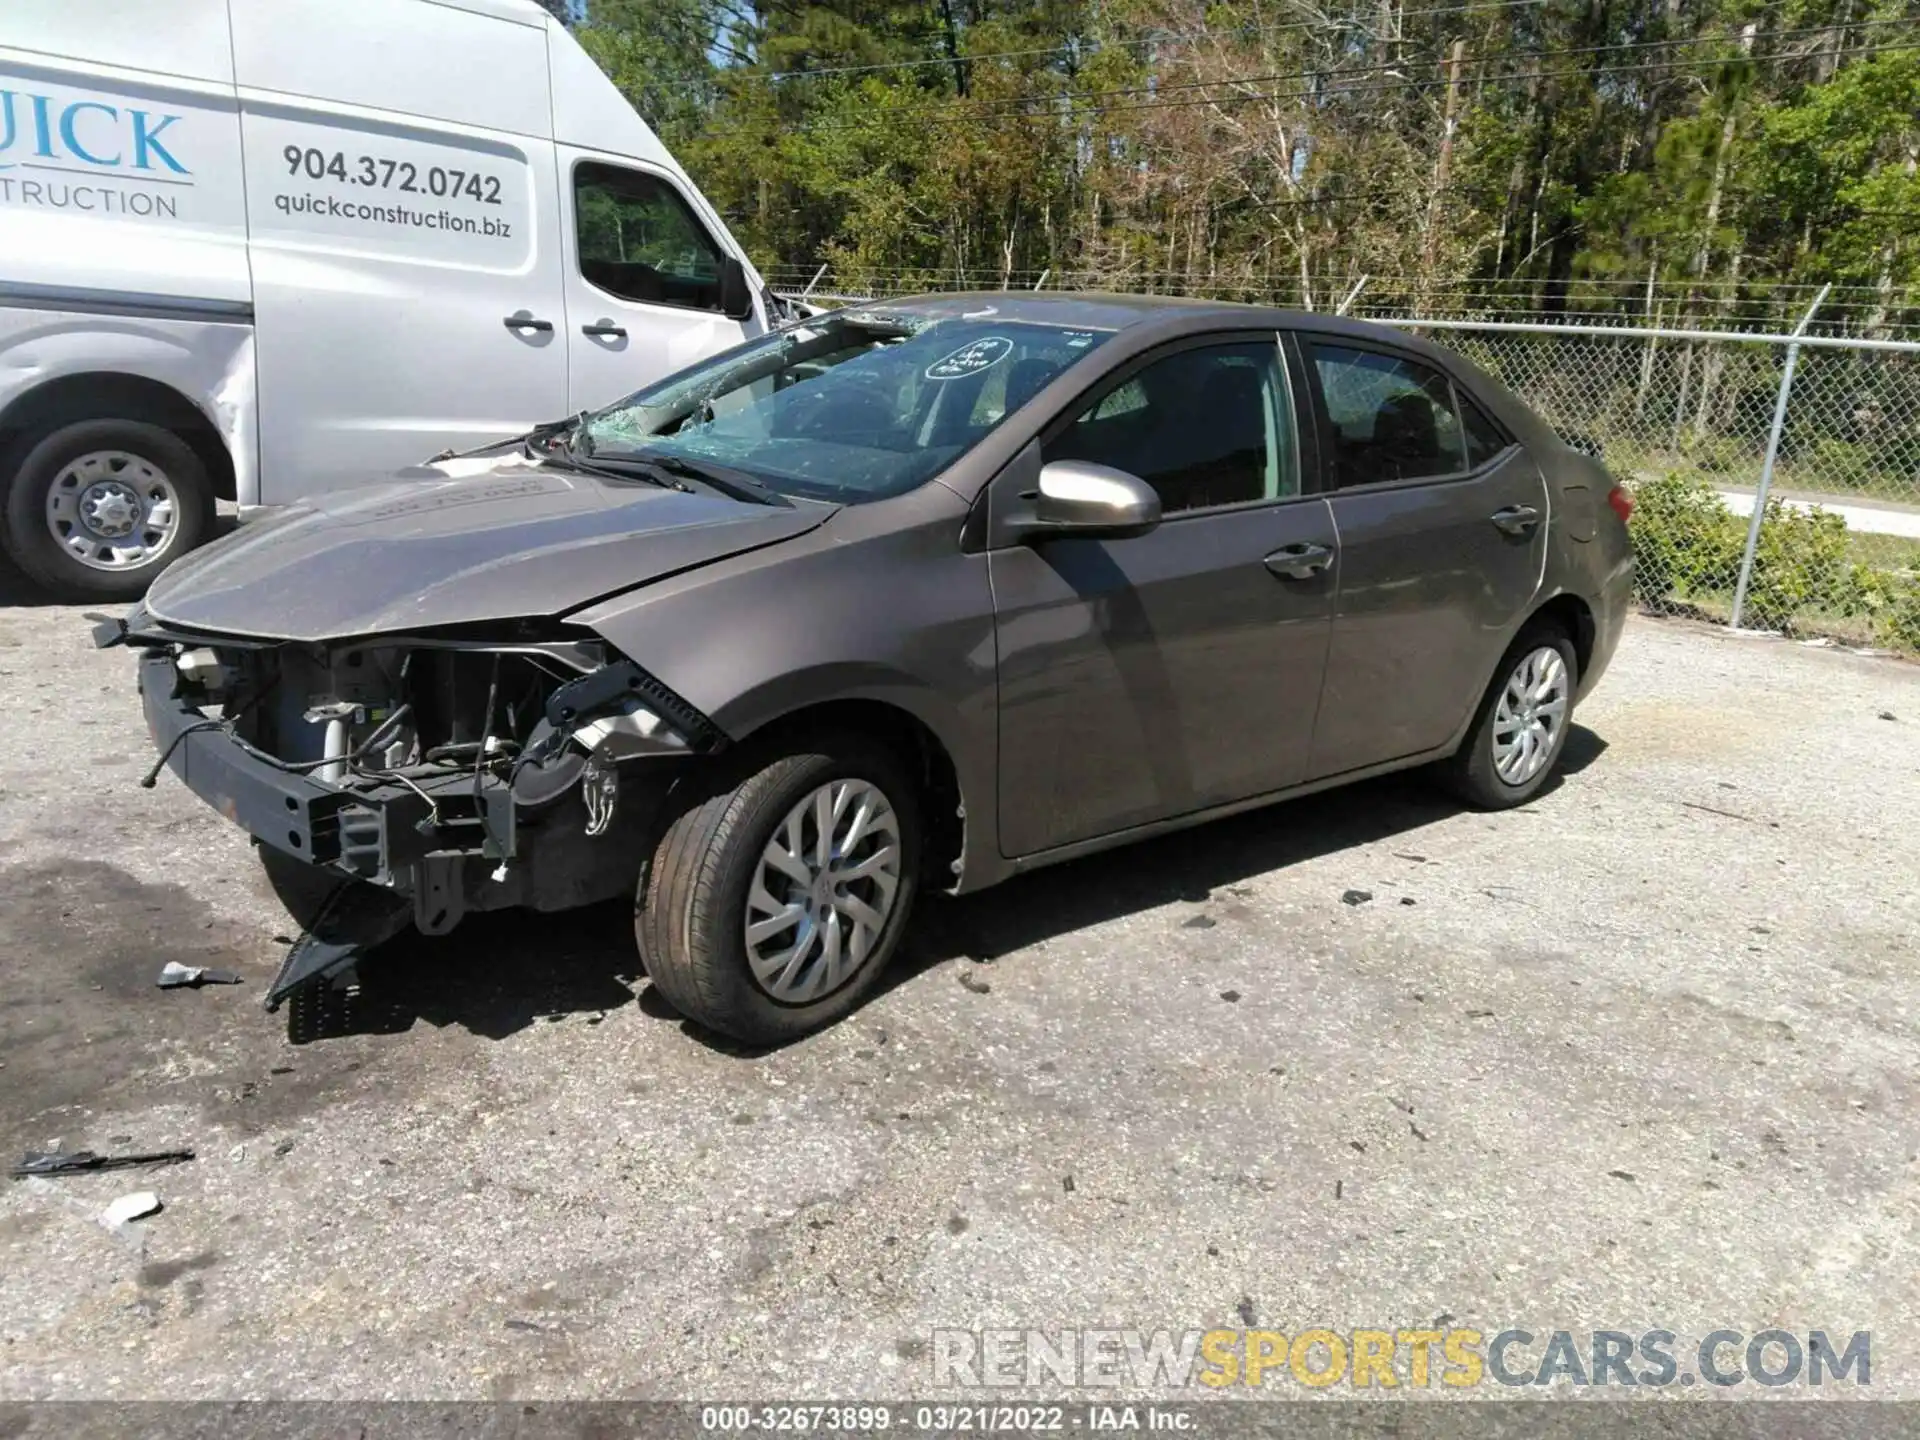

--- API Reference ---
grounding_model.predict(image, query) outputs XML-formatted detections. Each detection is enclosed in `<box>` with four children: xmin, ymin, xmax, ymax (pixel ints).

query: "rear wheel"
<box><xmin>1</xmin><ymin>418</ymin><xmax>214</xmax><ymax>601</ymax></box>
<box><xmin>637</xmin><ymin>739</ymin><xmax>921</xmax><ymax>1044</ymax></box>
<box><xmin>1438</xmin><ymin>621</ymin><xmax>1579</xmax><ymax>810</ymax></box>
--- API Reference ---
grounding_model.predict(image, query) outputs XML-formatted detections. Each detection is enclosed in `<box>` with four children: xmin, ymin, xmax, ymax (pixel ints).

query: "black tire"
<box><xmin>1438</xmin><ymin>620</ymin><xmax>1580</xmax><ymax>810</ymax></box>
<box><xmin>637</xmin><ymin>738</ymin><xmax>922</xmax><ymax>1045</ymax></box>
<box><xmin>1</xmin><ymin>418</ymin><xmax>214</xmax><ymax>602</ymax></box>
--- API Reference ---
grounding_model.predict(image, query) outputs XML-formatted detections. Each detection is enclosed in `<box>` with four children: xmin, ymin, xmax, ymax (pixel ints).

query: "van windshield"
<box><xmin>581</xmin><ymin>310</ymin><xmax>1114</xmax><ymax>503</ymax></box>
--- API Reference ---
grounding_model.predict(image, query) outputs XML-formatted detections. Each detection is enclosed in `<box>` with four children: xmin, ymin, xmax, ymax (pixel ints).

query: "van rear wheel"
<box><xmin>1</xmin><ymin>418</ymin><xmax>214</xmax><ymax>602</ymax></box>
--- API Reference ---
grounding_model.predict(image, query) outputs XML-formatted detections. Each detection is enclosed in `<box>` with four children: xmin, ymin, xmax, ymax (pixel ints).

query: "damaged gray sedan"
<box><xmin>105</xmin><ymin>294</ymin><xmax>1633</xmax><ymax>1044</ymax></box>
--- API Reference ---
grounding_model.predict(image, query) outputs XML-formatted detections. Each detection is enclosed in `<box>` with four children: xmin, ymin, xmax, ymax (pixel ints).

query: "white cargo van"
<box><xmin>0</xmin><ymin>0</ymin><xmax>780</xmax><ymax>600</ymax></box>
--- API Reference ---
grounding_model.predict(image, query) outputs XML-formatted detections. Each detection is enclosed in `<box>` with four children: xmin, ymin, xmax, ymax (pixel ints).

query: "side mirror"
<box><xmin>718</xmin><ymin>257</ymin><xmax>755</xmax><ymax>322</ymax></box>
<box><xmin>1028</xmin><ymin>460</ymin><xmax>1162</xmax><ymax>540</ymax></box>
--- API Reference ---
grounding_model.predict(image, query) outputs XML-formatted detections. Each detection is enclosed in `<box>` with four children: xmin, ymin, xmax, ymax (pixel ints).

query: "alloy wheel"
<box><xmin>744</xmin><ymin>777</ymin><xmax>903</xmax><ymax>1003</ymax></box>
<box><xmin>1490</xmin><ymin>644</ymin><xmax>1569</xmax><ymax>786</ymax></box>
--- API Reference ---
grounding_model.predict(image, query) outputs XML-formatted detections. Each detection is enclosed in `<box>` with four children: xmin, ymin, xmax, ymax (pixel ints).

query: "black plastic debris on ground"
<box><xmin>1342</xmin><ymin>889</ymin><xmax>1373</xmax><ymax>906</ymax></box>
<box><xmin>12</xmin><ymin>1148</ymin><xmax>195</xmax><ymax>1180</ymax></box>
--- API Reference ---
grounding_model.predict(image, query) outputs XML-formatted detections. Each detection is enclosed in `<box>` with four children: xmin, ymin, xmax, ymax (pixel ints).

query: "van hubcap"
<box><xmin>1491</xmin><ymin>645</ymin><xmax>1569</xmax><ymax>786</ymax></box>
<box><xmin>45</xmin><ymin>452</ymin><xmax>182</xmax><ymax>572</ymax></box>
<box><xmin>745</xmin><ymin>778</ymin><xmax>902</xmax><ymax>1004</ymax></box>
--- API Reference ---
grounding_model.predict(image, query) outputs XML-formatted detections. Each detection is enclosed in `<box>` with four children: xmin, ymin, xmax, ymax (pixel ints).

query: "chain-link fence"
<box><xmin>776</xmin><ymin>281</ymin><xmax>1920</xmax><ymax>655</ymax></box>
<box><xmin>1380</xmin><ymin>319</ymin><xmax>1920</xmax><ymax>654</ymax></box>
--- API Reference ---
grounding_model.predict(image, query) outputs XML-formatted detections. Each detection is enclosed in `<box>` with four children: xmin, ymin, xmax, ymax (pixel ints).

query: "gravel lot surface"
<box><xmin>1</xmin><ymin>581</ymin><xmax>1917</xmax><ymax>1403</ymax></box>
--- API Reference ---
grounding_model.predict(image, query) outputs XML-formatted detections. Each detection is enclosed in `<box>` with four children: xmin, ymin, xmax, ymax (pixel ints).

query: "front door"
<box><xmin>558</xmin><ymin>150</ymin><xmax>757</xmax><ymax>413</ymax></box>
<box><xmin>990</xmin><ymin>336</ymin><xmax>1338</xmax><ymax>858</ymax></box>
<box><xmin>1300</xmin><ymin>336</ymin><xmax>1548</xmax><ymax>778</ymax></box>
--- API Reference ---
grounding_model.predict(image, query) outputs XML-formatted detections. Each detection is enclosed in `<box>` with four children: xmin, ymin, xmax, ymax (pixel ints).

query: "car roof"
<box><xmin>836</xmin><ymin>290</ymin><xmax>1561</xmax><ymax>450</ymax></box>
<box><xmin>847</xmin><ymin>290</ymin><xmax>1412</xmax><ymax>342</ymax></box>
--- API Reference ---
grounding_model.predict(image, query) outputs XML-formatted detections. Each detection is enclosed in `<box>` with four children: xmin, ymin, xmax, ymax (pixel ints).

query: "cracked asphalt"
<box><xmin>1</xmin><ymin>578</ymin><xmax>1917</xmax><ymax>1402</ymax></box>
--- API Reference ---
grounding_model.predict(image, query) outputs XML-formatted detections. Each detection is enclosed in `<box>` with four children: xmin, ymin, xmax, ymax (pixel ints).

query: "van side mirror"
<box><xmin>718</xmin><ymin>257</ymin><xmax>755</xmax><ymax>322</ymax></box>
<box><xmin>1019</xmin><ymin>461</ymin><xmax>1162</xmax><ymax>541</ymax></box>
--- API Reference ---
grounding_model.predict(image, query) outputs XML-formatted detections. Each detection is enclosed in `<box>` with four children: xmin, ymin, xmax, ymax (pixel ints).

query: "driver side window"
<box><xmin>1044</xmin><ymin>341</ymin><xmax>1299</xmax><ymax>516</ymax></box>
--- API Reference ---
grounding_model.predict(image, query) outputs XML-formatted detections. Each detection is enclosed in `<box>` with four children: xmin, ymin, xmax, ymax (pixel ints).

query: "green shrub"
<box><xmin>1878</xmin><ymin>587</ymin><xmax>1920</xmax><ymax>653</ymax></box>
<box><xmin>1740</xmin><ymin>498</ymin><xmax>1851</xmax><ymax>629</ymax></box>
<box><xmin>1629</xmin><ymin>472</ymin><xmax>1743</xmax><ymax>600</ymax></box>
<box><xmin>1625</xmin><ymin>472</ymin><xmax>1918</xmax><ymax>653</ymax></box>
<box><xmin>1844</xmin><ymin>563</ymin><xmax>1920</xmax><ymax>652</ymax></box>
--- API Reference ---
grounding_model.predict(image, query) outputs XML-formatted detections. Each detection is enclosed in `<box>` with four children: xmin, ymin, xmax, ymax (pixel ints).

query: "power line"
<box><xmin>764</xmin><ymin>264</ymin><xmax>1913</xmax><ymax>300</ymax></box>
<box><xmin>699</xmin><ymin>20</ymin><xmax>1916</xmax><ymax>135</ymax></box>
<box><xmin>1002</xmin><ymin>15</ymin><xmax>1914</xmax><ymax>114</ymax></box>
<box><xmin>683</xmin><ymin>0</ymin><xmax>1546</xmax><ymax>87</ymax></box>
<box><xmin>700</xmin><ymin>29</ymin><xmax>1920</xmax><ymax>136</ymax></box>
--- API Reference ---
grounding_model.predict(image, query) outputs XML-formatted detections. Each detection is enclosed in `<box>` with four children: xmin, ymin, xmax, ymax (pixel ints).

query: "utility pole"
<box><xmin>1419</xmin><ymin>38</ymin><xmax>1466</xmax><ymax>311</ymax></box>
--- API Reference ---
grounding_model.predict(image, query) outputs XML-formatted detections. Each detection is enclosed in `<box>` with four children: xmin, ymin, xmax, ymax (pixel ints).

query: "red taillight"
<box><xmin>1607</xmin><ymin>484</ymin><xmax>1634</xmax><ymax>524</ymax></box>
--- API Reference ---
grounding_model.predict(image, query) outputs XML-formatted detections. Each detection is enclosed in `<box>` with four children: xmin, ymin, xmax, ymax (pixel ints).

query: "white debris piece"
<box><xmin>99</xmin><ymin>1192</ymin><xmax>162</xmax><ymax>1229</ymax></box>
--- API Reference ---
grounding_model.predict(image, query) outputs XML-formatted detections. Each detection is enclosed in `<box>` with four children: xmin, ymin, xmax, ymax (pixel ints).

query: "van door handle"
<box><xmin>1263</xmin><ymin>542</ymin><xmax>1334</xmax><ymax>580</ymax></box>
<box><xmin>1490</xmin><ymin>504</ymin><xmax>1541</xmax><ymax>536</ymax></box>
<box><xmin>581</xmin><ymin>322</ymin><xmax>628</xmax><ymax>339</ymax></box>
<box><xmin>503</xmin><ymin>313</ymin><xmax>554</xmax><ymax>333</ymax></box>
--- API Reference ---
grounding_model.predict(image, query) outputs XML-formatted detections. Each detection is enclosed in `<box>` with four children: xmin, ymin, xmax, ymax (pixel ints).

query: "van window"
<box><xmin>574</xmin><ymin>162</ymin><xmax>728</xmax><ymax>312</ymax></box>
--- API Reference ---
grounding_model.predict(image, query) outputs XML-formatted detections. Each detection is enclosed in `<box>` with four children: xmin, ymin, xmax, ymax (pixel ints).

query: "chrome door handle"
<box><xmin>503</xmin><ymin>312</ymin><xmax>554</xmax><ymax>333</ymax></box>
<box><xmin>1491</xmin><ymin>504</ymin><xmax>1541</xmax><ymax>536</ymax></box>
<box><xmin>581</xmin><ymin>322</ymin><xmax>628</xmax><ymax>339</ymax></box>
<box><xmin>1263</xmin><ymin>542</ymin><xmax>1334</xmax><ymax>580</ymax></box>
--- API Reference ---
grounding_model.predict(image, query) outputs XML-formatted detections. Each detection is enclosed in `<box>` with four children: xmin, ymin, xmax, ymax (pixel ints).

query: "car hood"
<box><xmin>144</xmin><ymin>459</ymin><xmax>837</xmax><ymax>642</ymax></box>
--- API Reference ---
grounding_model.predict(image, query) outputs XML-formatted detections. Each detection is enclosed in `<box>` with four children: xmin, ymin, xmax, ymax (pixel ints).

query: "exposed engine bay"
<box><xmin>104</xmin><ymin>610</ymin><xmax>724</xmax><ymax>1014</ymax></box>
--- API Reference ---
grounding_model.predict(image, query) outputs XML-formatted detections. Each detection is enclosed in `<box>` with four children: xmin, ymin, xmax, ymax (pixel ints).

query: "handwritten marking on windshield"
<box><xmin>926</xmin><ymin>336</ymin><xmax>1013</xmax><ymax>380</ymax></box>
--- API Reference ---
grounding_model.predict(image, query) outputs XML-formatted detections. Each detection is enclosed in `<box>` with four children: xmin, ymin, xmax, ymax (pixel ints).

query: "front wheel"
<box><xmin>1438</xmin><ymin>622</ymin><xmax>1580</xmax><ymax>810</ymax></box>
<box><xmin>637</xmin><ymin>740</ymin><xmax>921</xmax><ymax>1044</ymax></box>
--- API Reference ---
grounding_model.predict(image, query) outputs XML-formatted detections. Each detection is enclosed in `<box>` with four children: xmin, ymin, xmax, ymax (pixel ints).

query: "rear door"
<box><xmin>234</xmin><ymin>0</ymin><xmax>569</xmax><ymax>501</ymax></box>
<box><xmin>990</xmin><ymin>333</ymin><xmax>1338</xmax><ymax>858</ymax></box>
<box><xmin>1299</xmin><ymin>334</ymin><xmax>1547</xmax><ymax>779</ymax></box>
<box><xmin>558</xmin><ymin>150</ymin><xmax>756</xmax><ymax>412</ymax></box>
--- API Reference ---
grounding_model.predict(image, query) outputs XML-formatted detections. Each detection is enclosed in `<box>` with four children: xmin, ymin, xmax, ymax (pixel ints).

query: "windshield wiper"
<box><xmin>529</xmin><ymin>422</ymin><xmax>689</xmax><ymax>492</ymax></box>
<box><xmin>645</xmin><ymin>453</ymin><xmax>788</xmax><ymax>507</ymax></box>
<box><xmin>593</xmin><ymin>451</ymin><xmax>789</xmax><ymax>507</ymax></box>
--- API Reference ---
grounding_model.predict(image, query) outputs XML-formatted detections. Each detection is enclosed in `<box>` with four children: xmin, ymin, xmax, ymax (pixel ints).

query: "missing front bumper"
<box><xmin>138</xmin><ymin>651</ymin><xmax>511</xmax><ymax>879</ymax></box>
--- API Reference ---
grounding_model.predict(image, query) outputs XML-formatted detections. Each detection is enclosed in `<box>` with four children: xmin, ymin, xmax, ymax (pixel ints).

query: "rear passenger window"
<box><xmin>1310</xmin><ymin>343</ymin><xmax>1469</xmax><ymax>486</ymax></box>
<box><xmin>1461</xmin><ymin>395</ymin><xmax>1510</xmax><ymax>467</ymax></box>
<box><xmin>574</xmin><ymin>162</ymin><xmax>727</xmax><ymax>312</ymax></box>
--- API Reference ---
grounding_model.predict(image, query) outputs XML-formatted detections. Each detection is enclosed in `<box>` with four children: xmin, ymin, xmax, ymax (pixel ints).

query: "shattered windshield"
<box><xmin>580</xmin><ymin>309</ymin><xmax>1115</xmax><ymax>503</ymax></box>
